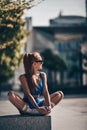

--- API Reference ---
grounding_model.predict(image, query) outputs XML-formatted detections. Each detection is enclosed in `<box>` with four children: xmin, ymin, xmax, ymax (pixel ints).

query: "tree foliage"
<box><xmin>41</xmin><ymin>49</ymin><xmax>67</xmax><ymax>72</ymax></box>
<box><xmin>0</xmin><ymin>0</ymin><xmax>44</xmax><ymax>84</ymax></box>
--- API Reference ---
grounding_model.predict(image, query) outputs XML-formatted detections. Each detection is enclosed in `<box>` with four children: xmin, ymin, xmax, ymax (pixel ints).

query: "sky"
<box><xmin>24</xmin><ymin>0</ymin><xmax>86</xmax><ymax>26</ymax></box>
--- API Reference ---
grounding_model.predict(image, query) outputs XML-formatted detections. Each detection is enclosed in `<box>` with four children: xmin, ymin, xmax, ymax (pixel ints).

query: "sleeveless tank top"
<box><xmin>25</xmin><ymin>72</ymin><xmax>43</xmax><ymax>96</ymax></box>
<box><xmin>31</xmin><ymin>73</ymin><xmax>43</xmax><ymax>96</ymax></box>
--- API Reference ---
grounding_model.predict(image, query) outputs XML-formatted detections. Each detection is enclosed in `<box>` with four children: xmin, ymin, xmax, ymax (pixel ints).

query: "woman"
<box><xmin>8</xmin><ymin>52</ymin><xmax>64</xmax><ymax>115</ymax></box>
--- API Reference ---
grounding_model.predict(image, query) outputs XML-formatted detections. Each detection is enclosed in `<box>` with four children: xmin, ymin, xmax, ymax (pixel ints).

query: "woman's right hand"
<box><xmin>37</xmin><ymin>106</ymin><xmax>51</xmax><ymax>115</ymax></box>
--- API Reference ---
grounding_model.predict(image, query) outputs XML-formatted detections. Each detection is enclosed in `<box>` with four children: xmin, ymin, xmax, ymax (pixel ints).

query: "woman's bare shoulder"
<box><xmin>19</xmin><ymin>73</ymin><xmax>26</xmax><ymax>80</ymax></box>
<box><xmin>40</xmin><ymin>72</ymin><xmax>47</xmax><ymax>79</ymax></box>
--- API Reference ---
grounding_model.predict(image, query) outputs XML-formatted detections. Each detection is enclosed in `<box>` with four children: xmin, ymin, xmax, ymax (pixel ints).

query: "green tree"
<box><xmin>0</xmin><ymin>0</ymin><xmax>44</xmax><ymax>88</ymax></box>
<box><xmin>41</xmin><ymin>49</ymin><xmax>67</xmax><ymax>88</ymax></box>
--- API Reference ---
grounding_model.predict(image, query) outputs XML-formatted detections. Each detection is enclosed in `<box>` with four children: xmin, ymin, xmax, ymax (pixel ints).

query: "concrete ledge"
<box><xmin>0</xmin><ymin>115</ymin><xmax>51</xmax><ymax>130</ymax></box>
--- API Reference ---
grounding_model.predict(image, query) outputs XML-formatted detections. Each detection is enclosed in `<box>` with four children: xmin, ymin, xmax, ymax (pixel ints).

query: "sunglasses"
<box><xmin>35</xmin><ymin>60</ymin><xmax>43</xmax><ymax>63</ymax></box>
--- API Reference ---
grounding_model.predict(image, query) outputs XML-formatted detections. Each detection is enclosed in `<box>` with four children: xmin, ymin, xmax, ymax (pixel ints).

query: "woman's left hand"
<box><xmin>39</xmin><ymin>106</ymin><xmax>51</xmax><ymax>114</ymax></box>
<box><xmin>45</xmin><ymin>106</ymin><xmax>51</xmax><ymax>113</ymax></box>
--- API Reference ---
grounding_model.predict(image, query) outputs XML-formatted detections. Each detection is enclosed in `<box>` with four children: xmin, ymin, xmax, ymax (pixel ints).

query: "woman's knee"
<box><xmin>8</xmin><ymin>91</ymin><xmax>16</xmax><ymax>100</ymax></box>
<box><xmin>54</xmin><ymin>91</ymin><xmax>64</xmax><ymax>100</ymax></box>
<box><xmin>58</xmin><ymin>91</ymin><xmax>64</xmax><ymax>99</ymax></box>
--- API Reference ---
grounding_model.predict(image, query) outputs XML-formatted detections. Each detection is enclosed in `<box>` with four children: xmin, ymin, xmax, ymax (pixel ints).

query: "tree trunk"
<box><xmin>79</xmin><ymin>52</ymin><xmax>83</xmax><ymax>87</ymax></box>
<box><xmin>54</xmin><ymin>71</ymin><xmax>57</xmax><ymax>86</ymax></box>
<box><xmin>60</xmin><ymin>71</ymin><xmax>64</xmax><ymax>86</ymax></box>
<box><xmin>48</xmin><ymin>70</ymin><xmax>52</xmax><ymax>85</ymax></box>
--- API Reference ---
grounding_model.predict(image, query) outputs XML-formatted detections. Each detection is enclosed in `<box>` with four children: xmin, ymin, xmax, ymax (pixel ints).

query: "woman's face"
<box><xmin>33</xmin><ymin>57</ymin><xmax>43</xmax><ymax>70</ymax></box>
<box><xmin>36</xmin><ymin>60</ymin><xmax>43</xmax><ymax>70</ymax></box>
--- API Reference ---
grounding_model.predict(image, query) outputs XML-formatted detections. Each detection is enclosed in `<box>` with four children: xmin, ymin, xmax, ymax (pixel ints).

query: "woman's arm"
<box><xmin>19</xmin><ymin>75</ymin><xmax>48</xmax><ymax>115</ymax></box>
<box><xmin>19</xmin><ymin>75</ymin><xmax>39</xmax><ymax>110</ymax></box>
<box><xmin>42</xmin><ymin>72</ymin><xmax>51</xmax><ymax>108</ymax></box>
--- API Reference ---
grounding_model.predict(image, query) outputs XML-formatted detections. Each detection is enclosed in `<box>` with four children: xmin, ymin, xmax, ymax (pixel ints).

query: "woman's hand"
<box><xmin>37</xmin><ymin>106</ymin><xmax>51</xmax><ymax>115</ymax></box>
<box><xmin>45</xmin><ymin>105</ymin><xmax>51</xmax><ymax>112</ymax></box>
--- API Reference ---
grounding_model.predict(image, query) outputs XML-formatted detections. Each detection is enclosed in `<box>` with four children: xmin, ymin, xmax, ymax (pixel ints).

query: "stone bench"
<box><xmin>0</xmin><ymin>115</ymin><xmax>51</xmax><ymax>130</ymax></box>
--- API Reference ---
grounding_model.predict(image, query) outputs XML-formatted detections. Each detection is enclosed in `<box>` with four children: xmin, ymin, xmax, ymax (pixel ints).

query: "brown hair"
<box><xmin>23</xmin><ymin>52</ymin><xmax>42</xmax><ymax>91</ymax></box>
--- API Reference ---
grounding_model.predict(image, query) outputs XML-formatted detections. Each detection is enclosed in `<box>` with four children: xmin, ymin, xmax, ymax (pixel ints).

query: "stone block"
<box><xmin>0</xmin><ymin>115</ymin><xmax>51</xmax><ymax>130</ymax></box>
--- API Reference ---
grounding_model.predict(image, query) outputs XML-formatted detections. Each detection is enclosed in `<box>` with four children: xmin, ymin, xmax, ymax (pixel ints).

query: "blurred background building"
<box><xmin>31</xmin><ymin>14</ymin><xmax>87</xmax><ymax>87</ymax></box>
<box><xmin>13</xmin><ymin>0</ymin><xmax>87</xmax><ymax>94</ymax></box>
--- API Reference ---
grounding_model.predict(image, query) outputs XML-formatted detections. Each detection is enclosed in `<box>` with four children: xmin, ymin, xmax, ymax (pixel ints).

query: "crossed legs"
<box><xmin>8</xmin><ymin>90</ymin><xmax>64</xmax><ymax>113</ymax></box>
<box><xmin>8</xmin><ymin>91</ymin><xmax>27</xmax><ymax>113</ymax></box>
<box><xmin>43</xmin><ymin>91</ymin><xmax>64</xmax><ymax>108</ymax></box>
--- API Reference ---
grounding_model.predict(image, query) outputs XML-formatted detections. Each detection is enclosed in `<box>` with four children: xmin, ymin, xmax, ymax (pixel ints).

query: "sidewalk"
<box><xmin>0</xmin><ymin>92</ymin><xmax>87</xmax><ymax>130</ymax></box>
<box><xmin>51</xmin><ymin>97</ymin><xmax>87</xmax><ymax>130</ymax></box>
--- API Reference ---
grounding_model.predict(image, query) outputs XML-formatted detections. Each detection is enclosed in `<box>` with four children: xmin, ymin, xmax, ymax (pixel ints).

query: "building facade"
<box><xmin>32</xmin><ymin>14</ymin><xmax>87</xmax><ymax>87</ymax></box>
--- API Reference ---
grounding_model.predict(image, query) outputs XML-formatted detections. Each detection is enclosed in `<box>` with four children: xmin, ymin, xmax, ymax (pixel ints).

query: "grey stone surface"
<box><xmin>0</xmin><ymin>115</ymin><xmax>51</xmax><ymax>130</ymax></box>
